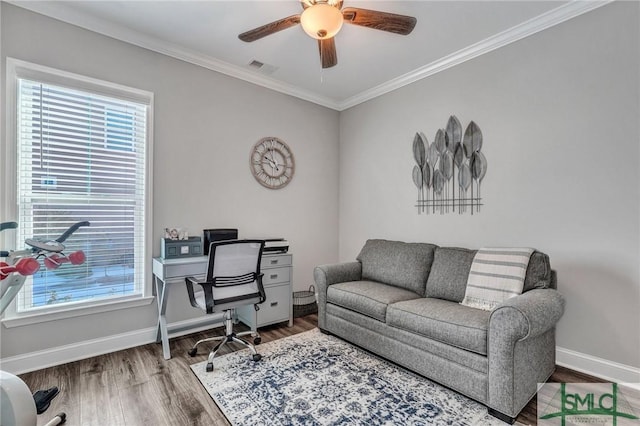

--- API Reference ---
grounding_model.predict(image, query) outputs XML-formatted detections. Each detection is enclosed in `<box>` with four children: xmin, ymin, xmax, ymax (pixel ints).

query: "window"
<box><xmin>4</xmin><ymin>59</ymin><xmax>153</xmax><ymax>319</ymax></box>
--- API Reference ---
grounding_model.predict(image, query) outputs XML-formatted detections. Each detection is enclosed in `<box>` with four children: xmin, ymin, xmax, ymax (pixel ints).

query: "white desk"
<box><xmin>152</xmin><ymin>253</ymin><xmax>292</xmax><ymax>360</ymax></box>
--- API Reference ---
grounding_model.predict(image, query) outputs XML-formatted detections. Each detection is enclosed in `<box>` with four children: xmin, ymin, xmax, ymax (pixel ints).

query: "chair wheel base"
<box><xmin>206</xmin><ymin>363</ymin><xmax>214</xmax><ymax>372</ymax></box>
<box><xmin>252</xmin><ymin>354</ymin><xmax>262</xmax><ymax>362</ymax></box>
<box><xmin>188</xmin><ymin>348</ymin><xmax>197</xmax><ymax>357</ymax></box>
<box><xmin>253</xmin><ymin>337</ymin><xmax>261</xmax><ymax>345</ymax></box>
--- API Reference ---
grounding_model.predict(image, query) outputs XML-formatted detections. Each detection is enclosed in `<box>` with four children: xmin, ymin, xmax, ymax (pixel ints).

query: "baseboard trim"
<box><xmin>556</xmin><ymin>346</ymin><xmax>640</xmax><ymax>389</ymax></box>
<box><xmin>3</xmin><ymin>333</ymin><xmax>639</xmax><ymax>387</ymax></box>
<box><xmin>0</xmin><ymin>317</ymin><xmax>222</xmax><ymax>375</ymax></box>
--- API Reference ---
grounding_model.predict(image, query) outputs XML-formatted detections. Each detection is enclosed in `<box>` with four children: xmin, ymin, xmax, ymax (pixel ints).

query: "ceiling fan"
<box><xmin>238</xmin><ymin>0</ymin><xmax>417</xmax><ymax>69</ymax></box>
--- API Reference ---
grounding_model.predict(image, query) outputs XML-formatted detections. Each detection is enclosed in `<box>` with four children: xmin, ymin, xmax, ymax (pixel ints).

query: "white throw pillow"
<box><xmin>461</xmin><ymin>247</ymin><xmax>534</xmax><ymax>311</ymax></box>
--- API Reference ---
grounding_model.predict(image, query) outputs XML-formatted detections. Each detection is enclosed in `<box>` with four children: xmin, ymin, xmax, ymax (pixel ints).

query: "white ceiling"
<box><xmin>8</xmin><ymin>1</ymin><xmax>608</xmax><ymax>110</ymax></box>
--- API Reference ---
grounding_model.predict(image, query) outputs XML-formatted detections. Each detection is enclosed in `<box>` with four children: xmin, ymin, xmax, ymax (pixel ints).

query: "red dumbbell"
<box><xmin>44</xmin><ymin>251</ymin><xmax>86</xmax><ymax>270</ymax></box>
<box><xmin>0</xmin><ymin>257</ymin><xmax>41</xmax><ymax>280</ymax></box>
<box><xmin>68</xmin><ymin>250</ymin><xmax>86</xmax><ymax>265</ymax></box>
<box><xmin>0</xmin><ymin>261</ymin><xmax>10</xmax><ymax>280</ymax></box>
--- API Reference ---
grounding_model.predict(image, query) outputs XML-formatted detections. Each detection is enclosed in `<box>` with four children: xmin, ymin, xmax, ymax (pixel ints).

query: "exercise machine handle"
<box><xmin>55</xmin><ymin>221</ymin><xmax>90</xmax><ymax>243</ymax></box>
<box><xmin>0</xmin><ymin>222</ymin><xmax>18</xmax><ymax>232</ymax></box>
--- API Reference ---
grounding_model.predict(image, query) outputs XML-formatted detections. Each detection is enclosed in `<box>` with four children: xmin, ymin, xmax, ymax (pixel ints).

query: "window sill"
<box><xmin>1</xmin><ymin>296</ymin><xmax>155</xmax><ymax>328</ymax></box>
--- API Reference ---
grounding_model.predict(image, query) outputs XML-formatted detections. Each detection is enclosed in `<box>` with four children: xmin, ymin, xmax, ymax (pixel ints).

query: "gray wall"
<box><xmin>0</xmin><ymin>4</ymin><xmax>339</xmax><ymax>357</ymax></box>
<box><xmin>1</xmin><ymin>1</ymin><xmax>638</xmax><ymax>372</ymax></box>
<box><xmin>338</xmin><ymin>2</ymin><xmax>639</xmax><ymax>368</ymax></box>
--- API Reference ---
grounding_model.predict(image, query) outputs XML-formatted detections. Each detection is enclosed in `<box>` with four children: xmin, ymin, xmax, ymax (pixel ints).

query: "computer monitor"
<box><xmin>203</xmin><ymin>228</ymin><xmax>238</xmax><ymax>255</ymax></box>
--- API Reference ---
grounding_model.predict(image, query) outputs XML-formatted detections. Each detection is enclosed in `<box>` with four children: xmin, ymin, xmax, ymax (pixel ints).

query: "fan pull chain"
<box><xmin>320</xmin><ymin>47</ymin><xmax>324</xmax><ymax>84</ymax></box>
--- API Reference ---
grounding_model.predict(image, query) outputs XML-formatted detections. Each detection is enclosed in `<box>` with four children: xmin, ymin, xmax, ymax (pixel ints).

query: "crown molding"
<box><xmin>6</xmin><ymin>0</ymin><xmax>611</xmax><ymax>112</ymax></box>
<box><xmin>336</xmin><ymin>0</ymin><xmax>613</xmax><ymax>111</ymax></box>
<box><xmin>4</xmin><ymin>0</ymin><xmax>342</xmax><ymax>110</ymax></box>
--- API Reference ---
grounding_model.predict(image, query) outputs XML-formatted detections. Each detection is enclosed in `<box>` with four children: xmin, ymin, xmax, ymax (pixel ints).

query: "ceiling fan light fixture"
<box><xmin>300</xmin><ymin>3</ymin><xmax>343</xmax><ymax>40</ymax></box>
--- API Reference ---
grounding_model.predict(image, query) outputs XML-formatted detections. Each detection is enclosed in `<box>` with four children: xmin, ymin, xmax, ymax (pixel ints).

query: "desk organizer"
<box><xmin>160</xmin><ymin>237</ymin><xmax>202</xmax><ymax>259</ymax></box>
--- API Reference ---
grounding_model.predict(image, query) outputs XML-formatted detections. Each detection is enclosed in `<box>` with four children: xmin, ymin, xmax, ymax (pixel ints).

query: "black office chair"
<box><xmin>185</xmin><ymin>239</ymin><xmax>266</xmax><ymax>372</ymax></box>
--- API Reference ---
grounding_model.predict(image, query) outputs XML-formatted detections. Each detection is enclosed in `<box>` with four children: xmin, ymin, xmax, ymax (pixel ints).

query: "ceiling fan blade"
<box><xmin>318</xmin><ymin>38</ymin><xmax>337</xmax><ymax>69</ymax></box>
<box><xmin>238</xmin><ymin>15</ymin><xmax>301</xmax><ymax>42</ymax></box>
<box><xmin>342</xmin><ymin>7</ymin><xmax>416</xmax><ymax>35</ymax></box>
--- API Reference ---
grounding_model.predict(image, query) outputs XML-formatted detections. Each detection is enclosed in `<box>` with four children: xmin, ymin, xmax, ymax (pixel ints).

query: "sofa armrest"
<box><xmin>490</xmin><ymin>289</ymin><xmax>565</xmax><ymax>341</ymax></box>
<box><xmin>313</xmin><ymin>262</ymin><xmax>362</xmax><ymax>329</ymax></box>
<box><xmin>314</xmin><ymin>262</ymin><xmax>362</xmax><ymax>289</ymax></box>
<box><xmin>488</xmin><ymin>289</ymin><xmax>565</xmax><ymax>417</ymax></box>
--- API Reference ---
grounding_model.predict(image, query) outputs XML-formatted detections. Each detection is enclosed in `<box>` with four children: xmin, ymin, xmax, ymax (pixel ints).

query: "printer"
<box><xmin>263</xmin><ymin>238</ymin><xmax>289</xmax><ymax>254</ymax></box>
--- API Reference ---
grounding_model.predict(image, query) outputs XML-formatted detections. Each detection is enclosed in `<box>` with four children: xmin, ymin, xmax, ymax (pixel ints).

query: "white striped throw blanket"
<box><xmin>461</xmin><ymin>247</ymin><xmax>535</xmax><ymax>311</ymax></box>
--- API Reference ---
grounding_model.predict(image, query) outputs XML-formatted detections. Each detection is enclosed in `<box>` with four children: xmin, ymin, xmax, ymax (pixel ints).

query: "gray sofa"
<box><xmin>313</xmin><ymin>239</ymin><xmax>565</xmax><ymax>423</ymax></box>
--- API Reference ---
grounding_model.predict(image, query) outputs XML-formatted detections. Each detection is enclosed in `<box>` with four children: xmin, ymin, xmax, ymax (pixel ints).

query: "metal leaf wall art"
<box><xmin>412</xmin><ymin>116</ymin><xmax>486</xmax><ymax>215</ymax></box>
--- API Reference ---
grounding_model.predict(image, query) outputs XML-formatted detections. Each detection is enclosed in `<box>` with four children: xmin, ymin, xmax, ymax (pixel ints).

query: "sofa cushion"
<box><xmin>356</xmin><ymin>239</ymin><xmax>437</xmax><ymax>296</ymax></box>
<box><xmin>523</xmin><ymin>251</ymin><xmax>552</xmax><ymax>291</ymax></box>
<box><xmin>387</xmin><ymin>298</ymin><xmax>490</xmax><ymax>355</ymax></box>
<box><xmin>425</xmin><ymin>247</ymin><xmax>476</xmax><ymax>302</ymax></box>
<box><xmin>327</xmin><ymin>281</ymin><xmax>422</xmax><ymax>322</ymax></box>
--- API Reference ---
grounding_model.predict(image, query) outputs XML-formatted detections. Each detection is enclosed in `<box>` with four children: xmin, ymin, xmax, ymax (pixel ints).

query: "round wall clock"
<box><xmin>250</xmin><ymin>137</ymin><xmax>295</xmax><ymax>189</ymax></box>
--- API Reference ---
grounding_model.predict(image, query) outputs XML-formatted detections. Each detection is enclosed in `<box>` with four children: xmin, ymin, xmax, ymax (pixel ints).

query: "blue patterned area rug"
<box><xmin>190</xmin><ymin>328</ymin><xmax>507</xmax><ymax>425</ymax></box>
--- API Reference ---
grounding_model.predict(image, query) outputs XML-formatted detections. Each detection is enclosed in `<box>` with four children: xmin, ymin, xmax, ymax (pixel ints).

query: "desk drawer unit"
<box><xmin>237</xmin><ymin>253</ymin><xmax>293</xmax><ymax>329</ymax></box>
<box><xmin>257</xmin><ymin>284</ymin><xmax>291</xmax><ymax>325</ymax></box>
<box><xmin>263</xmin><ymin>254</ymin><xmax>292</xmax><ymax>268</ymax></box>
<box><xmin>263</xmin><ymin>267</ymin><xmax>290</xmax><ymax>285</ymax></box>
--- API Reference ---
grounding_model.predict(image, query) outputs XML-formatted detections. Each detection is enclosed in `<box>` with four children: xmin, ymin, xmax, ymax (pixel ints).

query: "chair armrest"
<box><xmin>256</xmin><ymin>273</ymin><xmax>266</xmax><ymax>304</ymax></box>
<box><xmin>314</xmin><ymin>262</ymin><xmax>362</xmax><ymax>329</ymax></box>
<box><xmin>489</xmin><ymin>289</ymin><xmax>565</xmax><ymax>342</ymax></box>
<box><xmin>185</xmin><ymin>276</ymin><xmax>215</xmax><ymax>314</ymax></box>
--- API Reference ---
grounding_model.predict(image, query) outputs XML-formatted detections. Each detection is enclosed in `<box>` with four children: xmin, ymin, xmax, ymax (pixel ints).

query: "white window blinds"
<box><xmin>15</xmin><ymin>78</ymin><xmax>149</xmax><ymax>311</ymax></box>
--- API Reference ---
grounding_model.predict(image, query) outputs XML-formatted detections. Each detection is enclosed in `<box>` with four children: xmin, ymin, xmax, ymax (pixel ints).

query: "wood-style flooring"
<box><xmin>19</xmin><ymin>314</ymin><xmax>602</xmax><ymax>426</ymax></box>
